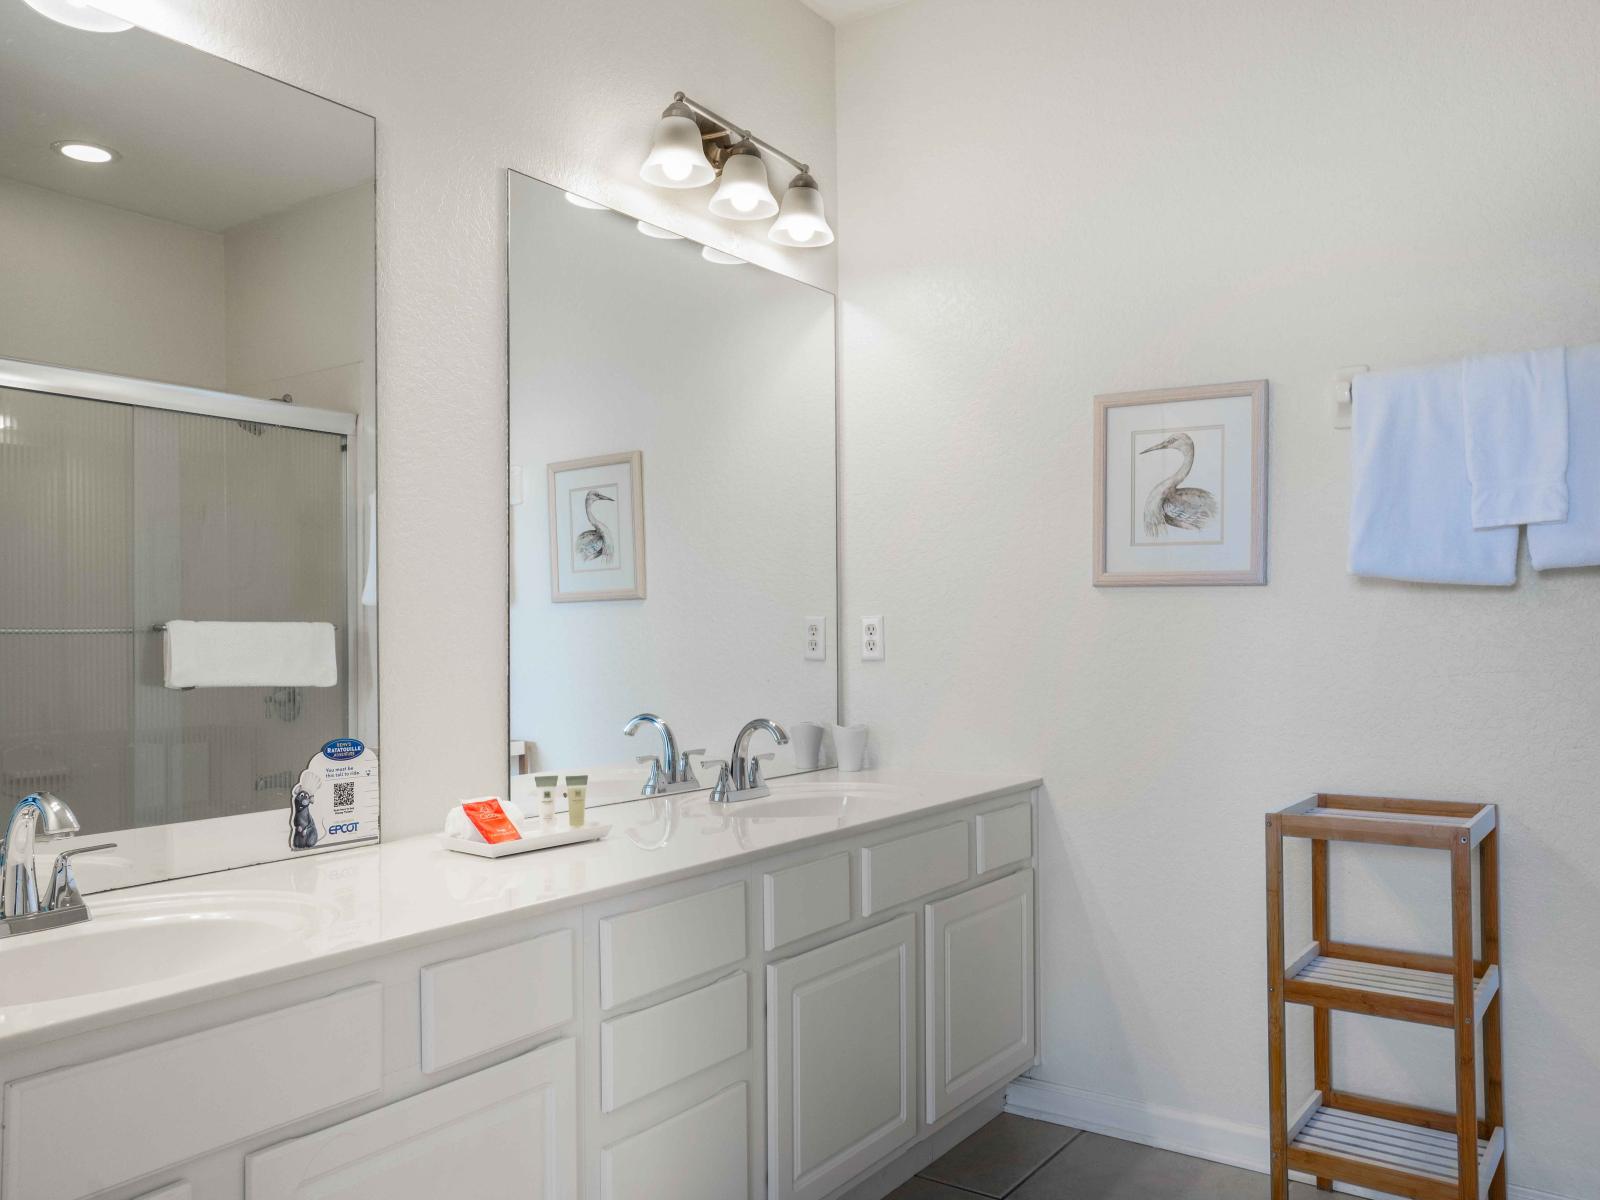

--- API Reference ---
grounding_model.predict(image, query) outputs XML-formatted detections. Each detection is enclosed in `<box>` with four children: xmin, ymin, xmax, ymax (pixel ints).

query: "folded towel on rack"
<box><xmin>1349</xmin><ymin>364</ymin><xmax>1519</xmax><ymax>585</ymax></box>
<box><xmin>162</xmin><ymin>620</ymin><xmax>338</xmax><ymax>689</ymax></box>
<box><xmin>1461</xmin><ymin>347</ymin><xmax>1568</xmax><ymax>528</ymax></box>
<box><xmin>1528</xmin><ymin>344</ymin><xmax>1600</xmax><ymax>570</ymax></box>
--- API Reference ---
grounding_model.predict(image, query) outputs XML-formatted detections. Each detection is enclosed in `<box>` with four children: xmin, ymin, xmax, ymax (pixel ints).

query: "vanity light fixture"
<box><xmin>639</xmin><ymin>101</ymin><xmax>716</xmax><ymax>188</ymax></box>
<box><xmin>641</xmin><ymin>92</ymin><xmax>832</xmax><ymax>248</ymax></box>
<box><xmin>635</xmin><ymin>220</ymin><xmax>683</xmax><ymax>240</ymax></box>
<box><xmin>700</xmin><ymin>246</ymin><xmax>746</xmax><ymax>265</ymax></box>
<box><xmin>53</xmin><ymin>140</ymin><xmax>119</xmax><ymax>164</ymax></box>
<box><xmin>563</xmin><ymin>191</ymin><xmax>609</xmax><ymax>210</ymax></box>
<box><xmin>21</xmin><ymin>0</ymin><xmax>133</xmax><ymax>31</ymax></box>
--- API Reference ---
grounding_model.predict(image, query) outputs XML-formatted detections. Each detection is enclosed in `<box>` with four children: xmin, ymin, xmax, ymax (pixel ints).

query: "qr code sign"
<box><xmin>333</xmin><ymin>781</ymin><xmax>355</xmax><ymax>811</ymax></box>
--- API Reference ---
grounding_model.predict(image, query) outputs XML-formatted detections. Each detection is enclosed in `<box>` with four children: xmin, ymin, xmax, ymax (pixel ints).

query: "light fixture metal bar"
<box><xmin>673</xmin><ymin>92</ymin><xmax>810</xmax><ymax>175</ymax></box>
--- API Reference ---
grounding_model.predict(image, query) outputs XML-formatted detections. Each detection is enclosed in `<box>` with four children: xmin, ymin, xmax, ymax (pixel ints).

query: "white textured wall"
<box><xmin>0</xmin><ymin>176</ymin><xmax>226</xmax><ymax>387</ymax></box>
<box><xmin>102</xmin><ymin>0</ymin><xmax>838</xmax><ymax>834</ymax></box>
<box><xmin>836</xmin><ymin>1</ymin><xmax>1600</xmax><ymax>1194</ymax></box>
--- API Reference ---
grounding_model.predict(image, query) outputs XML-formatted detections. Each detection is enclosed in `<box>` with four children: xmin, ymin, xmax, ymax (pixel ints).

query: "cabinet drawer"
<box><xmin>420</xmin><ymin>928</ymin><xmax>573</xmax><ymax>1072</ymax></box>
<box><xmin>600</xmin><ymin>881</ymin><xmax>746</xmax><ymax>1009</ymax></box>
<box><xmin>247</xmin><ymin>1039</ymin><xmax>577</xmax><ymax>1198</ymax></box>
<box><xmin>763</xmin><ymin>852</ymin><xmax>851</xmax><ymax>951</ymax></box>
<box><xmin>976</xmin><ymin>801</ymin><xmax>1033</xmax><ymax>874</ymax></box>
<box><xmin>600</xmin><ymin>1082</ymin><xmax>749</xmax><ymax>1200</ymax></box>
<box><xmin>600</xmin><ymin>972</ymin><xmax>748</xmax><ymax>1111</ymax></box>
<box><xmin>861</xmin><ymin>821</ymin><xmax>969</xmax><ymax>915</ymax></box>
<box><xmin>4</xmin><ymin>985</ymin><xmax>383</xmax><ymax>1200</ymax></box>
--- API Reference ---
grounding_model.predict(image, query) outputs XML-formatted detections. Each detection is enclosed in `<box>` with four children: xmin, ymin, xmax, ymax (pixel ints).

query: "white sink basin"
<box><xmin>734</xmin><ymin>780</ymin><xmax>902</xmax><ymax>819</ymax></box>
<box><xmin>0</xmin><ymin>891</ymin><xmax>332</xmax><ymax>1006</ymax></box>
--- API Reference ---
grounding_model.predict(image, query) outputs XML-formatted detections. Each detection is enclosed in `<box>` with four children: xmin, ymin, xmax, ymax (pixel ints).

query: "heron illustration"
<box><xmin>1140</xmin><ymin>432</ymin><xmax>1217</xmax><ymax>536</ymax></box>
<box><xmin>575</xmin><ymin>489</ymin><xmax>616</xmax><ymax>564</ymax></box>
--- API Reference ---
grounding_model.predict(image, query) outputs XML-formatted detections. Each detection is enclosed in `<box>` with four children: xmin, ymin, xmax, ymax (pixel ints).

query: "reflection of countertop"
<box><xmin>0</xmin><ymin>768</ymin><xmax>1038</xmax><ymax>1051</ymax></box>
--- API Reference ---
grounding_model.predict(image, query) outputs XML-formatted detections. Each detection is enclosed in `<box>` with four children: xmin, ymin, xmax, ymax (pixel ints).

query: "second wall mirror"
<box><xmin>507</xmin><ymin>171</ymin><xmax>838</xmax><ymax>810</ymax></box>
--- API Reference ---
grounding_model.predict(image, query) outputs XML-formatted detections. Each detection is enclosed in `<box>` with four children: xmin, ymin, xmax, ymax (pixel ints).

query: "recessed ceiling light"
<box><xmin>22</xmin><ymin>0</ymin><xmax>134</xmax><ymax>32</ymax></box>
<box><xmin>635</xmin><ymin>220</ymin><xmax>683</xmax><ymax>240</ymax></box>
<box><xmin>563</xmin><ymin>191</ymin><xmax>608</xmax><ymax>211</ymax></box>
<box><xmin>53</xmin><ymin>141</ymin><xmax>119</xmax><ymax>164</ymax></box>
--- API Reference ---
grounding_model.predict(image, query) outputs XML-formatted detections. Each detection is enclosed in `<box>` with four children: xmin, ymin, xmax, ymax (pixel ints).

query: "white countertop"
<box><xmin>0</xmin><ymin>768</ymin><xmax>1038</xmax><ymax>1051</ymax></box>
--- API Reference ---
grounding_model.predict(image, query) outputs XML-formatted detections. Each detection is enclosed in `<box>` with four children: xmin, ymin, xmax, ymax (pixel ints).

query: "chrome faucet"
<box><xmin>703</xmin><ymin>719</ymin><xmax>789</xmax><ymax>804</ymax></box>
<box><xmin>623</xmin><ymin>713</ymin><xmax>703</xmax><ymax>797</ymax></box>
<box><xmin>1</xmin><ymin>792</ymin><xmax>115</xmax><ymax>937</ymax></box>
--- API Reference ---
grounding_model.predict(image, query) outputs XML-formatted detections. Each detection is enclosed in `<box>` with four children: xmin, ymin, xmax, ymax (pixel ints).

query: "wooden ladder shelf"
<box><xmin>1265</xmin><ymin>794</ymin><xmax>1506</xmax><ymax>1200</ymax></box>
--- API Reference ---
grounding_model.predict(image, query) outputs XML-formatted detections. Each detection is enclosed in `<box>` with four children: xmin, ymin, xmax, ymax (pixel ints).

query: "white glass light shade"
<box><xmin>768</xmin><ymin>174</ymin><xmax>834</xmax><ymax>247</ymax></box>
<box><xmin>707</xmin><ymin>149</ymin><xmax>777</xmax><ymax>220</ymax></box>
<box><xmin>563</xmin><ymin>191</ymin><xmax>608</xmax><ymax>210</ymax></box>
<box><xmin>635</xmin><ymin>220</ymin><xmax>683</xmax><ymax>240</ymax></box>
<box><xmin>22</xmin><ymin>0</ymin><xmax>133</xmax><ymax>31</ymax></box>
<box><xmin>700</xmin><ymin>246</ymin><xmax>745</xmax><ymax>265</ymax></box>
<box><xmin>640</xmin><ymin>111</ymin><xmax>715</xmax><ymax>189</ymax></box>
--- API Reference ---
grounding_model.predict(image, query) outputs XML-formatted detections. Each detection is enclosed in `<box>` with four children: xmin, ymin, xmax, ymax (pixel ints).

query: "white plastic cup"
<box><xmin>832</xmin><ymin>724</ymin><xmax>868</xmax><ymax>772</ymax></box>
<box><xmin>790</xmin><ymin>722</ymin><xmax>825</xmax><ymax>770</ymax></box>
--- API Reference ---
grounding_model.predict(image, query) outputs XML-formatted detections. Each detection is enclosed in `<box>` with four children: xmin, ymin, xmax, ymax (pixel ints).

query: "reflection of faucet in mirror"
<box><xmin>1</xmin><ymin>792</ymin><xmax>116</xmax><ymax>935</ymax></box>
<box><xmin>624</xmin><ymin>796</ymin><xmax>682</xmax><ymax>850</ymax></box>
<box><xmin>622</xmin><ymin>713</ymin><xmax>704</xmax><ymax>797</ymax></box>
<box><xmin>703</xmin><ymin>718</ymin><xmax>789</xmax><ymax>803</ymax></box>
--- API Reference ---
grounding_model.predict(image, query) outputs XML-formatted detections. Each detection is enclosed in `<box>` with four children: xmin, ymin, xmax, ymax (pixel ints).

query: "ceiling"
<box><xmin>0</xmin><ymin>4</ymin><xmax>372</xmax><ymax>232</ymax></box>
<box><xmin>797</xmin><ymin>0</ymin><xmax>910</xmax><ymax>24</ymax></box>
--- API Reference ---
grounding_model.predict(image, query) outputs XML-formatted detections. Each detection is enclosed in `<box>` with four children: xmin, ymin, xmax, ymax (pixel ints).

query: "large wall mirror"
<box><xmin>0</xmin><ymin>7</ymin><xmax>377</xmax><ymax>889</ymax></box>
<box><xmin>508</xmin><ymin>171</ymin><xmax>837</xmax><ymax>810</ymax></box>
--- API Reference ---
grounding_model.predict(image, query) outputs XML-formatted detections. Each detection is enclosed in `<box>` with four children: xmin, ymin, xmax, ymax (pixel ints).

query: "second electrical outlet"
<box><xmin>861</xmin><ymin>615</ymin><xmax>884</xmax><ymax>661</ymax></box>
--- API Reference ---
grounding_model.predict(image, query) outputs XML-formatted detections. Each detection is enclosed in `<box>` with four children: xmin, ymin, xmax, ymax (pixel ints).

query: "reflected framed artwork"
<box><xmin>1092</xmin><ymin>380</ymin><xmax>1267</xmax><ymax>586</ymax></box>
<box><xmin>547</xmin><ymin>451</ymin><xmax>646</xmax><ymax>601</ymax></box>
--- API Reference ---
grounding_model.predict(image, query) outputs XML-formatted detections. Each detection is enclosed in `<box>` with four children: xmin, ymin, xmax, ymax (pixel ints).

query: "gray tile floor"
<box><xmin>890</xmin><ymin>1115</ymin><xmax>1324</xmax><ymax>1199</ymax></box>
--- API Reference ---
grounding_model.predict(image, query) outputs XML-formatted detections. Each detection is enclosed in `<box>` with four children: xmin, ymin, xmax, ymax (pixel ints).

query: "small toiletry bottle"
<box><xmin>534</xmin><ymin>774</ymin><xmax>559</xmax><ymax>824</ymax></box>
<box><xmin>565</xmin><ymin>774</ymin><xmax>588</xmax><ymax>827</ymax></box>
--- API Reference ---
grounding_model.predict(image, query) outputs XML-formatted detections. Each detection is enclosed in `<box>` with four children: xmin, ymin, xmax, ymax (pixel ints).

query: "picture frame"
<box><xmin>1092</xmin><ymin>380</ymin><xmax>1268</xmax><ymax>586</ymax></box>
<box><xmin>547</xmin><ymin>450</ymin><xmax>646</xmax><ymax>602</ymax></box>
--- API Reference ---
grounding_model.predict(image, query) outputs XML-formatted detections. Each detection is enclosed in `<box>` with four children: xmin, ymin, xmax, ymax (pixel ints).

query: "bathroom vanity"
<box><xmin>0</xmin><ymin>770</ymin><xmax>1038</xmax><ymax>1200</ymax></box>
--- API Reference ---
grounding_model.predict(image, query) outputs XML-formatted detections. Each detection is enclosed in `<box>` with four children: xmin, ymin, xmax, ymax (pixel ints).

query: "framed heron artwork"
<box><xmin>547</xmin><ymin>450</ymin><xmax>646</xmax><ymax>601</ymax></box>
<box><xmin>1092</xmin><ymin>380</ymin><xmax>1268</xmax><ymax>586</ymax></box>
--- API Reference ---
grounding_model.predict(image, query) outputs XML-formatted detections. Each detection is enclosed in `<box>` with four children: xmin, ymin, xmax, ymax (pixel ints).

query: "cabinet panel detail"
<box><xmin>4</xmin><ymin>985</ymin><xmax>384</xmax><ymax>1200</ymax></box>
<box><xmin>862</xmin><ymin>822</ymin><xmax>968</xmax><ymax>915</ymax></box>
<box><xmin>764</xmin><ymin>852</ymin><xmax>851</xmax><ymax>951</ymax></box>
<box><xmin>600</xmin><ymin>881</ymin><xmax>747</xmax><ymax>1009</ymax></box>
<box><xmin>420</xmin><ymin>927</ymin><xmax>574</xmax><ymax>1072</ymax></box>
<box><xmin>600</xmin><ymin>971</ymin><xmax>749</xmax><ymax>1112</ymax></box>
<box><xmin>246</xmin><ymin>1038</ymin><xmax>577</xmax><ymax>1199</ymax></box>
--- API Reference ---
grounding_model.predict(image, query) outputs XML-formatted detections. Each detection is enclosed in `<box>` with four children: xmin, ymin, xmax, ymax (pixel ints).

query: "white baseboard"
<box><xmin>1004</xmin><ymin>1076</ymin><xmax>1571</xmax><ymax>1200</ymax></box>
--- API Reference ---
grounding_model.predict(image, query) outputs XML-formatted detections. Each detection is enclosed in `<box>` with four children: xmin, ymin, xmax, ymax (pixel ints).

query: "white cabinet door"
<box><xmin>245</xmin><ymin>1038</ymin><xmax>577</xmax><ymax>1199</ymax></box>
<box><xmin>767</xmin><ymin>914</ymin><xmax>917</xmax><ymax>1200</ymax></box>
<box><xmin>925</xmin><ymin>869</ymin><xmax>1034</xmax><ymax>1123</ymax></box>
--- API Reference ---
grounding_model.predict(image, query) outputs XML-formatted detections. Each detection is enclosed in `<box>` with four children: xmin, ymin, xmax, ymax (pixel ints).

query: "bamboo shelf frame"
<box><xmin>1266</xmin><ymin>794</ymin><xmax>1506</xmax><ymax>1200</ymax></box>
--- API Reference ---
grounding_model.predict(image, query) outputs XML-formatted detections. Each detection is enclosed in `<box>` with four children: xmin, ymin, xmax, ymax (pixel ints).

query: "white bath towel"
<box><xmin>1349</xmin><ymin>364</ymin><xmax>1519</xmax><ymax>585</ymax></box>
<box><xmin>1528</xmin><ymin>344</ymin><xmax>1600</xmax><ymax>570</ymax></box>
<box><xmin>1461</xmin><ymin>347</ymin><xmax>1568</xmax><ymax>528</ymax></box>
<box><xmin>162</xmin><ymin>620</ymin><xmax>338</xmax><ymax>689</ymax></box>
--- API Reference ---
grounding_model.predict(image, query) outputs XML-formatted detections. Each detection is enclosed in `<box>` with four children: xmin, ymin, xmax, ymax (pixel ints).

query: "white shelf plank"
<box><xmin>1292</xmin><ymin>1105</ymin><xmax>1492</xmax><ymax>1185</ymax></box>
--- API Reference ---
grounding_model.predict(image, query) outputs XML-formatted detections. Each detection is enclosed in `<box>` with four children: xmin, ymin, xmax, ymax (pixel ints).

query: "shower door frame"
<box><xmin>0</xmin><ymin>355</ymin><xmax>368</xmax><ymax>889</ymax></box>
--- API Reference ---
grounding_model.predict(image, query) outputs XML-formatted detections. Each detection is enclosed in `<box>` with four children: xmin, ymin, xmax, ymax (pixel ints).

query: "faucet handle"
<box><xmin>748</xmin><ymin>752</ymin><xmax>776</xmax><ymax>788</ymax></box>
<box><xmin>43</xmin><ymin>842</ymin><xmax>116</xmax><ymax>912</ymax></box>
<box><xmin>676</xmin><ymin>749</ymin><xmax>704</xmax><ymax>784</ymax></box>
<box><xmin>634</xmin><ymin>756</ymin><xmax>665</xmax><ymax>795</ymax></box>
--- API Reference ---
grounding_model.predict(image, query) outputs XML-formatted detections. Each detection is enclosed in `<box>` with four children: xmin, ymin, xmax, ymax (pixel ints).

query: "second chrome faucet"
<box><xmin>702</xmin><ymin>718</ymin><xmax>789</xmax><ymax>804</ymax></box>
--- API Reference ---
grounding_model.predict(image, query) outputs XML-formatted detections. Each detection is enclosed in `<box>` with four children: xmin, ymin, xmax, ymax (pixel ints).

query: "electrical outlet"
<box><xmin>861</xmin><ymin>615</ymin><xmax>884</xmax><ymax>661</ymax></box>
<box><xmin>804</xmin><ymin>616</ymin><xmax>826</xmax><ymax>661</ymax></box>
